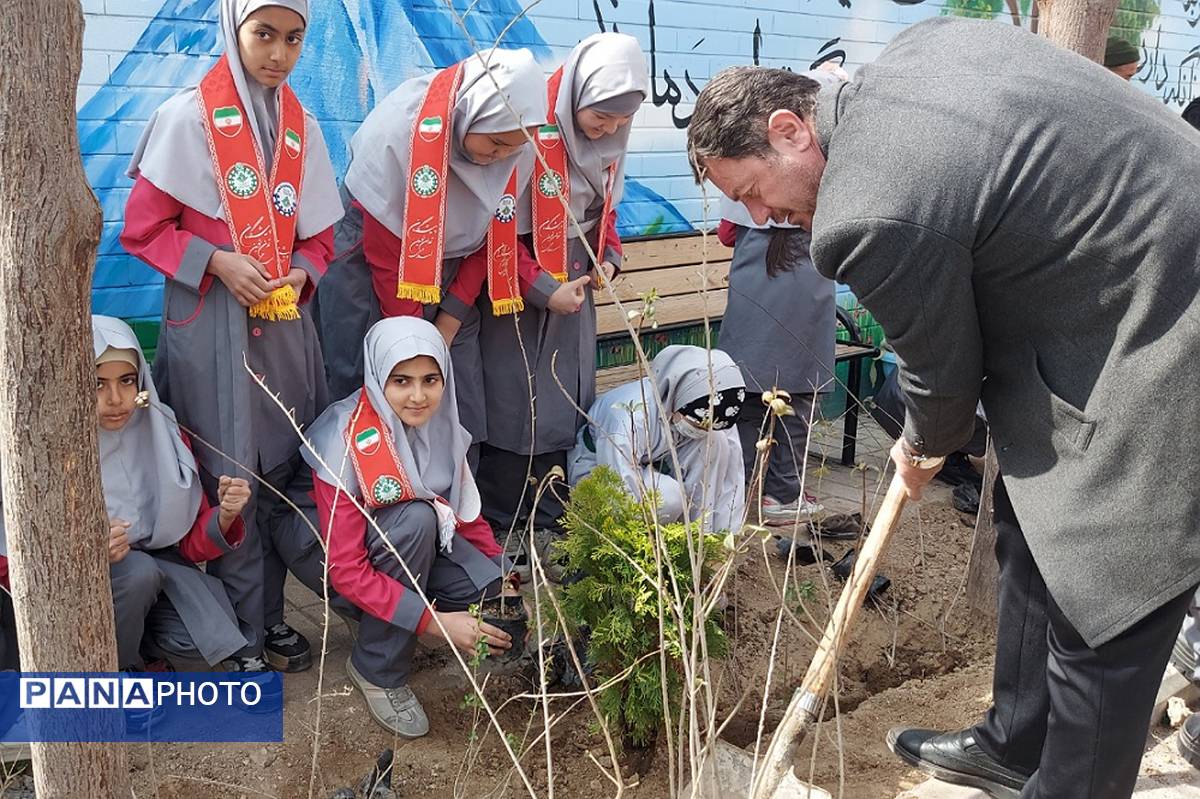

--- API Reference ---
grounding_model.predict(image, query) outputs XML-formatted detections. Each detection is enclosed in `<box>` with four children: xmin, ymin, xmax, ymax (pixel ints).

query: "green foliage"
<box><xmin>940</xmin><ymin>0</ymin><xmax>1006</xmax><ymax>21</ymax></box>
<box><xmin>786</xmin><ymin>579</ymin><xmax>818</xmax><ymax>607</ymax></box>
<box><xmin>1111</xmin><ymin>0</ymin><xmax>1160</xmax><ymax>46</ymax></box>
<box><xmin>938</xmin><ymin>0</ymin><xmax>1159</xmax><ymax>43</ymax></box>
<box><xmin>557</xmin><ymin>467</ymin><xmax>728</xmax><ymax>747</ymax></box>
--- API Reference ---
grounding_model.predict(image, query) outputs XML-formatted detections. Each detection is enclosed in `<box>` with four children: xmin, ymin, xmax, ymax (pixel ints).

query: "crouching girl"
<box><xmin>0</xmin><ymin>316</ymin><xmax>252</xmax><ymax>671</ymax></box>
<box><xmin>278</xmin><ymin>317</ymin><xmax>518</xmax><ymax>737</ymax></box>
<box><xmin>568</xmin><ymin>345</ymin><xmax>747</xmax><ymax>533</ymax></box>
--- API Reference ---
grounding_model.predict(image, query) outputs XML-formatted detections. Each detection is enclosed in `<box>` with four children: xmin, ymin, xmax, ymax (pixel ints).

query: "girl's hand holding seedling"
<box><xmin>435</xmin><ymin>611</ymin><xmax>512</xmax><ymax>657</ymax></box>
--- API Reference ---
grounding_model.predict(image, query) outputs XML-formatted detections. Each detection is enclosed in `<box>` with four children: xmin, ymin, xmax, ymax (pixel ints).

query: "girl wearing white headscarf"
<box><xmin>568</xmin><ymin>346</ymin><xmax>748</xmax><ymax>534</ymax></box>
<box><xmin>274</xmin><ymin>317</ymin><xmax>514</xmax><ymax>737</ymax></box>
<box><xmin>121</xmin><ymin>0</ymin><xmax>342</xmax><ymax>673</ymax></box>
<box><xmin>0</xmin><ymin>317</ymin><xmax>252</xmax><ymax>670</ymax></box>
<box><xmin>314</xmin><ymin>49</ymin><xmax>547</xmax><ymax>457</ymax></box>
<box><xmin>465</xmin><ymin>33</ymin><xmax>649</xmax><ymax>551</ymax></box>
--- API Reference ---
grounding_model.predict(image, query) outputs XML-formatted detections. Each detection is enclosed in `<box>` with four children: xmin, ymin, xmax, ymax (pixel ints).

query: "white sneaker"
<box><xmin>345</xmin><ymin>657</ymin><xmax>429</xmax><ymax>738</ymax></box>
<box><xmin>761</xmin><ymin>494</ymin><xmax>824</xmax><ymax>525</ymax></box>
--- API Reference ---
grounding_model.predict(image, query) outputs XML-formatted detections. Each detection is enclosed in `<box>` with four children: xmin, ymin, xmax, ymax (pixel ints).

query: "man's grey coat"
<box><xmin>810</xmin><ymin>17</ymin><xmax>1200</xmax><ymax>647</ymax></box>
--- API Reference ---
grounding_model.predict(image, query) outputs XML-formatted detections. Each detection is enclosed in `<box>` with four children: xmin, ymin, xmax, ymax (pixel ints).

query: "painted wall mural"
<box><xmin>81</xmin><ymin>0</ymin><xmax>1199</xmax><ymax>322</ymax></box>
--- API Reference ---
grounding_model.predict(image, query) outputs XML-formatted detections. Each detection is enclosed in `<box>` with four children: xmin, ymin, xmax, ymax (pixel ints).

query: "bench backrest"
<box><xmin>595</xmin><ymin>233</ymin><xmax>733</xmax><ymax>337</ymax></box>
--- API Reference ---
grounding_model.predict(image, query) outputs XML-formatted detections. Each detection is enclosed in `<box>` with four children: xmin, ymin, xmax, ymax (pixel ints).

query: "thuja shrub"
<box><xmin>558</xmin><ymin>466</ymin><xmax>728</xmax><ymax>747</ymax></box>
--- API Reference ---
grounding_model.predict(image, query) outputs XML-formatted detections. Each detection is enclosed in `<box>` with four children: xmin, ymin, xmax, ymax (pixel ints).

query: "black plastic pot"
<box><xmin>480</xmin><ymin>595</ymin><xmax>528</xmax><ymax>664</ymax></box>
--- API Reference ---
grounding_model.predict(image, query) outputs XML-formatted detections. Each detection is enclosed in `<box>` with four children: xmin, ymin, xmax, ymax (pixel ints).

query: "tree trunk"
<box><xmin>0</xmin><ymin>2</ymin><xmax>131</xmax><ymax>795</ymax></box>
<box><xmin>1037</xmin><ymin>0</ymin><xmax>1120</xmax><ymax>61</ymax></box>
<box><xmin>965</xmin><ymin>444</ymin><xmax>1000</xmax><ymax>624</ymax></box>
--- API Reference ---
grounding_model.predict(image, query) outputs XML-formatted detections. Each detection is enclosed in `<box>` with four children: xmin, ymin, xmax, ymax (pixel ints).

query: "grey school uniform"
<box><xmin>719</xmin><ymin>225</ymin><xmax>835</xmax><ymax>503</ymax></box>
<box><xmin>0</xmin><ymin>488</ymin><xmax>245</xmax><ymax>669</ymax></box>
<box><xmin>144</xmin><ymin>541</ymin><xmax>249</xmax><ymax>666</ymax></box>
<box><xmin>473</xmin><ymin>229</ymin><xmax>618</xmax><ymax>530</ymax></box>
<box><xmin>270</xmin><ymin>498</ymin><xmax>505</xmax><ymax>686</ymax></box>
<box><xmin>155</xmin><ymin>276</ymin><xmax>329</xmax><ymax>657</ymax></box>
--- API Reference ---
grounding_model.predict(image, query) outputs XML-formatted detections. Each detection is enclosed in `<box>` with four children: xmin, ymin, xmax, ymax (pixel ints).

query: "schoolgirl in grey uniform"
<box><xmin>121</xmin><ymin>0</ymin><xmax>343</xmax><ymax>672</ymax></box>
<box><xmin>474</xmin><ymin>33</ymin><xmax>649</xmax><ymax>555</ymax></box>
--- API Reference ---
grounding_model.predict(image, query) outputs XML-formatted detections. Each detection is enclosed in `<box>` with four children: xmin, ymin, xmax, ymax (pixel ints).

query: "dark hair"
<box><xmin>687</xmin><ymin>67</ymin><xmax>822</xmax><ymax>183</ymax></box>
<box><xmin>1183</xmin><ymin>98</ymin><xmax>1200</xmax><ymax>132</ymax></box>
<box><xmin>765</xmin><ymin>228</ymin><xmax>808</xmax><ymax>277</ymax></box>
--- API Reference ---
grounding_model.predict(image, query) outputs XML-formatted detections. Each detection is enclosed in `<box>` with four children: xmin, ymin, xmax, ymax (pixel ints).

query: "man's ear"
<box><xmin>766</xmin><ymin>109</ymin><xmax>815</xmax><ymax>155</ymax></box>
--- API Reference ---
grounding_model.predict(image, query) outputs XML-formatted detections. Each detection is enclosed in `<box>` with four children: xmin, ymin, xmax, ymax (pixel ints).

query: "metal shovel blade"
<box><xmin>680</xmin><ymin>740</ymin><xmax>832</xmax><ymax>799</ymax></box>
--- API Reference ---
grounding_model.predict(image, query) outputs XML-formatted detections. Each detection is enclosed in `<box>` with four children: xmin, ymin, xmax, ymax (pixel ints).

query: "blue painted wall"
<box><xmin>80</xmin><ymin>0</ymin><xmax>1199</xmax><ymax>323</ymax></box>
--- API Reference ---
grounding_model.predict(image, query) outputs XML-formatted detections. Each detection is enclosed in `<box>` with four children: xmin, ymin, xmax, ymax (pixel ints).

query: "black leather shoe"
<box><xmin>886</xmin><ymin>727</ymin><xmax>1030</xmax><ymax>798</ymax></box>
<box><xmin>1180</xmin><ymin>713</ymin><xmax>1200</xmax><ymax>770</ymax></box>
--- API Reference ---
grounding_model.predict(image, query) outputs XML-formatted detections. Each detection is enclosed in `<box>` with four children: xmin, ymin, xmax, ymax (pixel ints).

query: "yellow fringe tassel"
<box><xmin>248</xmin><ymin>285</ymin><xmax>301</xmax><ymax>321</ymax></box>
<box><xmin>550</xmin><ymin>271</ymin><xmax>568</xmax><ymax>283</ymax></box>
<box><xmin>491</xmin><ymin>297</ymin><xmax>525</xmax><ymax>316</ymax></box>
<box><xmin>396</xmin><ymin>282</ymin><xmax>442</xmax><ymax>304</ymax></box>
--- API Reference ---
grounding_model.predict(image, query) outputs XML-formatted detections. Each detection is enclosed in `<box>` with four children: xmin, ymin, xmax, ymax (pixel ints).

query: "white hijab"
<box><xmin>611</xmin><ymin>345</ymin><xmax>747</xmax><ymax>464</ymax></box>
<box><xmin>650</xmin><ymin>345</ymin><xmax>746</xmax><ymax>414</ymax></box>
<box><xmin>302</xmin><ymin>317</ymin><xmax>481</xmax><ymax>551</ymax></box>
<box><xmin>94</xmin><ymin>316</ymin><xmax>204</xmax><ymax>551</ymax></box>
<box><xmin>0</xmin><ymin>319</ymin><xmax>203</xmax><ymax>557</ymax></box>
<box><xmin>344</xmin><ymin>48</ymin><xmax>548</xmax><ymax>260</ymax></box>
<box><xmin>126</xmin><ymin>0</ymin><xmax>343</xmax><ymax>240</ymax></box>
<box><xmin>533</xmin><ymin>33</ymin><xmax>648</xmax><ymax>238</ymax></box>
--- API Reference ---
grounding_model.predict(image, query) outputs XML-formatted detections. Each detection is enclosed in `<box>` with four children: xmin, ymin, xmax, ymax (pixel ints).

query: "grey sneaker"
<box><xmin>1171</xmin><ymin>632</ymin><xmax>1198</xmax><ymax>682</ymax></box>
<box><xmin>345</xmin><ymin>657</ymin><xmax>429</xmax><ymax>738</ymax></box>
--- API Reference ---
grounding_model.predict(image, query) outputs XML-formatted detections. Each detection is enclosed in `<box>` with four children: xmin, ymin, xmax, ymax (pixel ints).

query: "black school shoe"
<box><xmin>222</xmin><ymin>655</ymin><xmax>284</xmax><ymax>714</ymax></box>
<box><xmin>264</xmin><ymin>622</ymin><xmax>312</xmax><ymax>673</ymax></box>
<box><xmin>887</xmin><ymin>727</ymin><xmax>1030</xmax><ymax>798</ymax></box>
<box><xmin>1180</xmin><ymin>714</ymin><xmax>1200</xmax><ymax>770</ymax></box>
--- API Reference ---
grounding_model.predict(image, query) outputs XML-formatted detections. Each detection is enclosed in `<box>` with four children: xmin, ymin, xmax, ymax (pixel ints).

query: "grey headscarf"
<box><xmin>126</xmin><ymin>0</ymin><xmax>343</xmax><ymax>240</ymax></box>
<box><xmin>547</xmin><ymin>33</ymin><xmax>648</xmax><ymax>238</ymax></box>
<box><xmin>302</xmin><ymin>317</ymin><xmax>481</xmax><ymax>551</ymax></box>
<box><xmin>93</xmin><ymin>316</ymin><xmax>204</xmax><ymax>551</ymax></box>
<box><xmin>344</xmin><ymin>47</ymin><xmax>548</xmax><ymax>259</ymax></box>
<box><xmin>0</xmin><ymin>317</ymin><xmax>206</xmax><ymax>556</ymax></box>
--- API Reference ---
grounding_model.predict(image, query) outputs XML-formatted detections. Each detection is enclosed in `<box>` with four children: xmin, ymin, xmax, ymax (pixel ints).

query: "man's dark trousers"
<box><xmin>974</xmin><ymin>477</ymin><xmax>1195</xmax><ymax>798</ymax></box>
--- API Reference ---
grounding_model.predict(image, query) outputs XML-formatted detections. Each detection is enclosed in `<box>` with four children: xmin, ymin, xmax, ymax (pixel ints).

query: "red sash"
<box><xmin>345</xmin><ymin>393</ymin><xmax>465</xmax><ymax>533</ymax></box>
<box><xmin>532</xmin><ymin>68</ymin><xmax>619</xmax><ymax>286</ymax></box>
<box><xmin>486</xmin><ymin>169</ymin><xmax>523</xmax><ymax>315</ymax></box>
<box><xmin>532</xmin><ymin>67</ymin><xmax>570</xmax><ymax>282</ymax></box>
<box><xmin>197</xmin><ymin>55</ymin><xmax>306</xmax><ymax>321</ymax></box>
<box><xmin>592</xmin><ymin>164</ymin><xmax>618</xmax><ymax>289</ymax></box>
<box><xmin>399</xmin><ymin>62</ymin><xmax>527</xmax><ymax>314</ymax></box>
<box><xmin>397</xmin><ymin>63</ymin><xmax>464</xmax><ymax>305</ymax></box>
<box><xmin>346</xmin><ymin>393</ymin><xmax>417</xmax><ymax>509</ymax></box>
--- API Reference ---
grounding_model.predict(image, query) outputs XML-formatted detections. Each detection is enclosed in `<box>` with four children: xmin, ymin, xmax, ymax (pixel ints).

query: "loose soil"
<box><xmin>120</xmin><ymin>487</ymin><xmax>997</xmax><ymax>799</ymax></box>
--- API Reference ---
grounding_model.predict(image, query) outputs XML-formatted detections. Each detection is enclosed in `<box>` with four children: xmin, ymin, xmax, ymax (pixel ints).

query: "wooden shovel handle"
<box><xmin>750</xmin><ymin>473</ymin><xmax>909</xmax><ymax>799</ymax></box>
<box><xmin>799</xmin><ymin>472</ymin><xmax>908</xmax><ymax>698</ymax></box>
